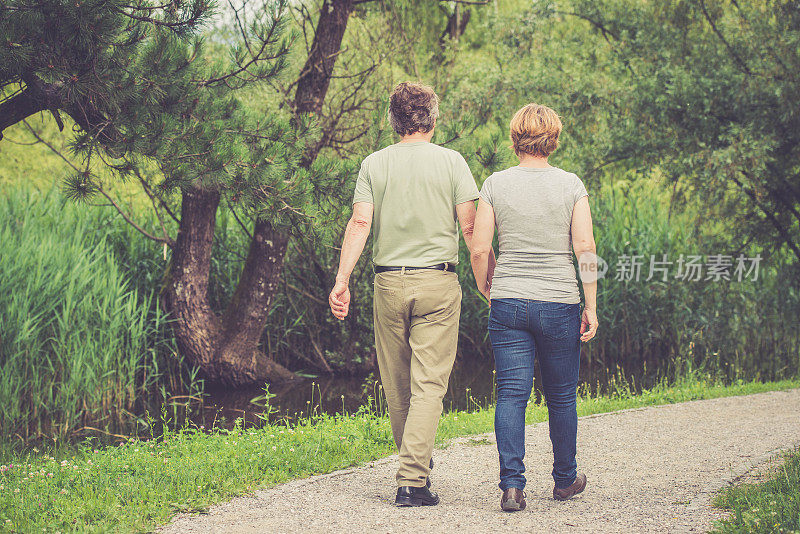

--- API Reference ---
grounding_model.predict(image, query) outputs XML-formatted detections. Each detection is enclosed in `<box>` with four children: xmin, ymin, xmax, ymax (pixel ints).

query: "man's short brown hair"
<box><xmin>509</xmin><ymin>103</ymin><xmax>563</xmax><ymax>158</ymax></box>
<box><xmin>388</xmin><ymin>82</ymin><xmax>440</xmax><ymax>136</ymax></box>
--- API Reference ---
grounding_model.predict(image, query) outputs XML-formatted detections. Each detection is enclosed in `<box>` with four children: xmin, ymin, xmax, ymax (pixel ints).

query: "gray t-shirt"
<box><xmin>479</xmin><ymin>165</ymin><xmax>588</xmax><ymax>304</ymax></box>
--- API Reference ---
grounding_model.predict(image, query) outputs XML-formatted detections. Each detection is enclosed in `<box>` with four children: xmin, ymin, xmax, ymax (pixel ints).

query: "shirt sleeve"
<box><xmin>479</xmin><ymin>175</ymin><xmax>494</xmax><ymax>207</ymax></box>
<box><xmin>572</xmin><ymin>174</ymin><xmax>589</xmax><ymax>205</ymax></box>
<box><xmin>452</xmin><ymin>154</ymin><xmax>479</xmax><ymax>205</ymax></box>
<box><xmin>352</xmin><ymin>157</ymin><xmax>374</xmax><ymax>205</ymax></box>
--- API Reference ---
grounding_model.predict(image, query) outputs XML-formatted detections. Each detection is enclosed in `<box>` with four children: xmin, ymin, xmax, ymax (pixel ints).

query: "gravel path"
<box><xmin>163</xmin><ymin>389</ymin><xmax>800</xmax><ymax>533</ymax></box>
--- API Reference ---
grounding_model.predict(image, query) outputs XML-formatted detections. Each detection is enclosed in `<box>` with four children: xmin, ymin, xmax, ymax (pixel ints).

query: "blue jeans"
<box><xmin>489</xmin><ymin>298</ymin><xmax>581</xmax><ymax>491</ymax></box>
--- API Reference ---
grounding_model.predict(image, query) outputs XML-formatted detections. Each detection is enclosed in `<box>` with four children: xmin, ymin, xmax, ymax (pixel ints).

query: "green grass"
<box><xmin>712</xmin><ymin>447</ymin><xmax>800</xmax><ymax>533</ymax></box>
<box><xmin>0</xmin><ymin>375</ymin><xmax>797</xmax><ymax>532</ymax></box>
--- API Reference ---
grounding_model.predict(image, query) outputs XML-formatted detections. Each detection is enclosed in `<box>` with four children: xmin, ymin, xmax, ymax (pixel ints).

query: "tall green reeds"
<box><xmin>1</xmin><ymin>174</ymin><xmax>797</xmax><ymax>444</ymax></box>
<box><xmin>457</xmin><ymin>177</ymin><xmax>800</xmax><ymax>391</ymax></box>
<box><xmin>574</xmin><ymin>178</ymin><xmax>799</xmax><ymax>387</ymax></box>
<box><xmin>0</xmin><ymin>189</ymin><xmax>186</xmax><ymax>443</ymax></box>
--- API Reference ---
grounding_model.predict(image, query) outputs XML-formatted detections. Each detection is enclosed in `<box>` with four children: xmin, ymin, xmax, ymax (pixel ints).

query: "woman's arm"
<box><xmin>470</xmin><ymin>199</ymin><xmax>496</xmax><ymax>301</ymax></box>
<box><xmin>571</xmin><ymin>196</ymin><xmax>599</xmax><ymax>341</ymax></box>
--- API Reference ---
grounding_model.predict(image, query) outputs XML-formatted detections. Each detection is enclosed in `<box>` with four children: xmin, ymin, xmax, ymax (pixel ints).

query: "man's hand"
<box><xmin>330</xmin><ymin>202</ymin><xmax>372</xmax><ymax>321</ymax></box>
<box><xmin>329</xmin><ymin>280</ymin><xmax>351</xmax><ymax>320</ymax></box>
<box><xmin>478</xmin><ymin>278</ymin><xmax>491</xmax><ymax>303</ymax></box>
<box><xmin>580</xmin><ymin>307</ymin><xmax>599</xmax><ymax>342</ymax></box>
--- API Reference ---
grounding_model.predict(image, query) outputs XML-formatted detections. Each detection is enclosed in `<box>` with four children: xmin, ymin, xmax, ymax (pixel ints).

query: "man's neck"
<box><xmin>518</xmin><ymin>154</ymin><xmax>550</xmax><ymax>168</ymax></box>
<box><xmin>399</xmin><ymin>130</ymin><xmax>434</xmax><ymax>143</ymax></box>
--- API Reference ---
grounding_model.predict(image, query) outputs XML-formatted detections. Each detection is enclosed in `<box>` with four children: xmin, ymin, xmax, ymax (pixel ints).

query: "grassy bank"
<box><xmin>1</xmin><ymin>376</ymin><xmax>798</xmax><ymax>532</ymax></box>
<box><xmin>713</xmin><ymin>447</ymin><xmax>800</xmax><ymax>533</ymax></box>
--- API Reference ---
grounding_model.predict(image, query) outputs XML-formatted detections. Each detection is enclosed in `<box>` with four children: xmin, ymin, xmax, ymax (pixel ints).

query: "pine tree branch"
<box><xmin>119</xmin><ymin>1</ymin><xmax>183</xmax><ymax>11</ymax></box>
<box><xmin>134</xmin><ymin>167</ymin><xmax>181</xmax><ymax>224</ymax></box>
<box><xmin>227</xmin><ymin>199</ymin><xmax>254</xmax><ymax>241</ymax></box>
<box><xmin>5</xmin><ymin>74</ymin><xmax>121</xmax><ymax>145</ymax></box>
<box><xmin>93</xmin><ymin>150</ymin><xmax>176</xmax><ymax>244</ymax></box>
<box><xmin>0</xmin><ymin>88</ymin><xmax>47</xmax><ymax>140</ymax></box>
<box><xmin>112</xmin><ymin>5</ymin><xmax>206</xmax><ymax>32</ymax></box>
<box><xmin>21</xmin><ymin>119</ymin><xmax>79</xmax><ymax>171</ymax></box>
<box><xmin>197</xmin><ymin>0</ymin><xmax>289</xmax><ymax>87</ymax></box>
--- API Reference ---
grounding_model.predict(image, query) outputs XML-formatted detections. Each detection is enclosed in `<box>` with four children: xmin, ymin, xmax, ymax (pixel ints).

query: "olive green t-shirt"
<box><xmin>352</xmin><ymin>141</ymin><xmax>479</xmax><ymax>267</ymax></box>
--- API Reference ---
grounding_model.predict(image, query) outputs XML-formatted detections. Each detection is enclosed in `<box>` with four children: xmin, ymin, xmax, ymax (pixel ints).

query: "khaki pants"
<box><xmin>373</xmin><ymin>269</ymin><xmax>462</xmax><ymax>487</ymax></box>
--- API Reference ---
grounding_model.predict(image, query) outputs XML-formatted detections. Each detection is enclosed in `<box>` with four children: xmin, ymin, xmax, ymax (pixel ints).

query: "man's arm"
<box><xmin>457</xmin><ymin>200</ymin><xmax>496</xmax><ymax>297</ymax></box>
<box><xmin>330</xmin><ymin>202</ymin><xmax>374</xmax><ymax>320</ymax></box>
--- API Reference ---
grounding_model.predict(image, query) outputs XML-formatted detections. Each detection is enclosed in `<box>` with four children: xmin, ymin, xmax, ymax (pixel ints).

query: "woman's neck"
<box><xmin>518</xmin><ymin>155</ymin><xmax>550</xmax><ymax>168</ymax></box>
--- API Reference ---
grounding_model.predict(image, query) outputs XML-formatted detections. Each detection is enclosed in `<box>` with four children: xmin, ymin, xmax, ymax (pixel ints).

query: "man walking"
<box><xmin>329</xmin><ymin>81</ymin><xmax>491</xmax><ymax>506</ymax></box>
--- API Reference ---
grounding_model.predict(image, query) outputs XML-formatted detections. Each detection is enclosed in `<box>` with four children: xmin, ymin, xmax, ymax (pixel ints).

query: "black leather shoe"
<box><xmin>395</xmin><ymin>485</ymin><xmax>440</xmax><ymax>507</ymax></box>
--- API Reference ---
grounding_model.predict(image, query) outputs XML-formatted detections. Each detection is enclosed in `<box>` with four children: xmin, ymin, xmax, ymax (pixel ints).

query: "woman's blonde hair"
<box><xmin>509</xmin><ymin>103</ymin><xmax>562</xmax><ymax>158</ymax></box>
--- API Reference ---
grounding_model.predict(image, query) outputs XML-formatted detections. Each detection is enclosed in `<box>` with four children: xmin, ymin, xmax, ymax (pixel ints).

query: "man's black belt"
<box><xmin>374</xmin><ymin>262</ymin><xmax>455</xmax><ymax>274</ymax></box>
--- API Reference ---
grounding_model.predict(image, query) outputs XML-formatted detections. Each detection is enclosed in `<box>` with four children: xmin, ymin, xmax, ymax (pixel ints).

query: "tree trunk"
<box><xmin>217</xmin><ymin>219</ymin><xmax>295</xmax><ymax>385</ymax></box>
<box><xmin>294</xmin><ymin>0</ymin><xmax>356</xmax><ymax>116</ymax></box>
<box><xmin>212</xmin><ymin>0</ymin><xmax>357</xmax><ymax>378</ymax></box>
<box><xmin>166</xmin><ymin>0</ymin><xmax>358</xmax><ymax>386</ymax></box>
<box><xmin>164</xmin><ymin>188</ymin><xmax>221</xmax><ymax>371</ymax></box>
<box><xmin>294</xmin><ymin>0</ymin><xmax>356</xmax><ymax>164</ymax></box>
<box><xmin>164</xmin><ymin>188</ymin><xmax>296</xmax><ymax>386</ymax></box>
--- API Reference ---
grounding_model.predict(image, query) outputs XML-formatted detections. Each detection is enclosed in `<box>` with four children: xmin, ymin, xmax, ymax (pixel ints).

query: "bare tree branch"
<box><xmin>730</xmin><ymin>172</ymin><xmax>800</xmax><ymax>261</ymax></box>
<box><xmin>698</xmin><ymin>0</ymin><xmax>752</xmax><ymax>76</ymax></box>
<box><xmin>96</xmin><ymin>185</ymin><xmax>175</xmax><ymax>246</ymax></box>
<box><xmin>22</xmin><ymin>119</ymin><xmax>174</xmax><ymax>247</ymax></box>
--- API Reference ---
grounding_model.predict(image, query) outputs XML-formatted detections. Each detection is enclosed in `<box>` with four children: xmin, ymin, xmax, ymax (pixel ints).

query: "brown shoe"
<box><xmin>553</xmin><ymin>473</ymin><xmax>587</xmax><ymax>501</ymax></box>
<box><xmin>500</xmin><ymin>488</ymin><xmax>526</xmax><ymax>512</ymax></box>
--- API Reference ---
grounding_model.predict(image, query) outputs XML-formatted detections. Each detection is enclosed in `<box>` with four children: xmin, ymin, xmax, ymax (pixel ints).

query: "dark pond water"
<box><xmin>192</xmin><ymin>351</ymin><xmax>615</xmax><ymax>429</ymax></box>
<box><xmin>195</xmin><ymin>355</ymin><xmax>499</xmax><ymax>428</ymax></box>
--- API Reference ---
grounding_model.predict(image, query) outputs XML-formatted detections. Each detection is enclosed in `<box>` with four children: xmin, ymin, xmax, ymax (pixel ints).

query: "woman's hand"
<box><xmin>580</xmin><ymin>307</ymin><xmax>598</xmax><ymax>342</ymax></box>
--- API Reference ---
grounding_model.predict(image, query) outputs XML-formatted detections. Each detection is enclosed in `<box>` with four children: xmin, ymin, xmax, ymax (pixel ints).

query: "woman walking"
<box><xmin>470</xmin><ymin>104</ymin><xmax>599</xmax><ymax>512</ymax></box>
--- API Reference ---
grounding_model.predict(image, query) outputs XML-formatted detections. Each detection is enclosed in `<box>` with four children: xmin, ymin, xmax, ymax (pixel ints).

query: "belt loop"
<box><xmin>401</xmin><ymin>266</ymin><xmax>406</xmax><ymax>275</ymax></box>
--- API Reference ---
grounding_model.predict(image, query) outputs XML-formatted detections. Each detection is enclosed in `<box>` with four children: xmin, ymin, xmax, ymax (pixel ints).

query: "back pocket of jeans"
<box><xmin>539</xmin><ymin>305</ymin><xmax>577</xmax><ymax>341</ymax></box>
<box><xmin>488</xmin><ymin>301</ymin><xmax>517</xmax><ymax>330</ymax></box>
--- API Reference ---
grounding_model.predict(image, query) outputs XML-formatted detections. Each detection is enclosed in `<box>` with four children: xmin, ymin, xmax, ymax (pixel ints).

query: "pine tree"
<box><xmin>0</xmin><ymin>0</ymin><xmax>210</xmax><ymax>139</ymax></box>
<box><xmin>0</xmin><ymin>0</ymin><xmax>360</xmax><ymax>385</ymax></box>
